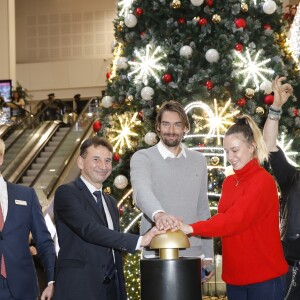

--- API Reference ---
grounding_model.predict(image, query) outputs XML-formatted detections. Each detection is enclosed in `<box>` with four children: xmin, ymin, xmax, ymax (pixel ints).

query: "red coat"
<box><xmin>191</xmin><ymin>159</ymin><xmax>288</xmax><ymax>285</ymax></box>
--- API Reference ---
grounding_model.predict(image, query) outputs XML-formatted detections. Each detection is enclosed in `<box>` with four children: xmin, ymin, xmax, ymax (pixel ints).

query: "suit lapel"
<box><xmin>4</xmin><ymin>182</ymin><xmax>17</xmax><ymax>230</ymax></box>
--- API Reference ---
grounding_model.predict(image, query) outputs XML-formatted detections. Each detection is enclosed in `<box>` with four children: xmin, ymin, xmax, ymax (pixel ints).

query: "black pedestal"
<box><xmin>140</xmin><ymin>257</ymin><xmax>202</xmax><ymax>300</ymax></box>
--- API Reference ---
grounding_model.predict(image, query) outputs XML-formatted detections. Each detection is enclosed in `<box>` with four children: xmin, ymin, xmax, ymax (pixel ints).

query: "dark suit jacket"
<box><xmin>53</xmin><ymin>177</ymin><xmax>139</xmax><ymax>300</ymax></box>
<box><xmin>0</xmin><ymin>182</ymin><xmax>56</xmax><ymax>298</ymax></box>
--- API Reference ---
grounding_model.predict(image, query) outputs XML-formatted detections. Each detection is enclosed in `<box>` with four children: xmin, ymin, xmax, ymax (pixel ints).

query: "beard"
<box><xmin>160</xmin><ymin>133</ymin><xmax>181</xmax><ymax>147</ymax></box>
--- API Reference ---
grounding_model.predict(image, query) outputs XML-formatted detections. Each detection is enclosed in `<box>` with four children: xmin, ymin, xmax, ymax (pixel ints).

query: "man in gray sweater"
<box><xmin>130</xmin><ymin>100</ymin><xmax>214</xmax><ymax>281</ymax></box>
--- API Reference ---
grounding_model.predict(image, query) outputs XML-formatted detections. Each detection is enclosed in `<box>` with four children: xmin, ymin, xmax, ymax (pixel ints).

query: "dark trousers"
<box><xmin>0</xmin><ymin>276</ymin><xmax>37</xmax><ymax>300</ymax></box>
<box><xmin>226</xmin><ymin>275</ymin><xmax>286</xmax><ymax>300</ymax></box>
<box><xmin>285</xmin><ymin>262</ymin><xmax>300</xmax><ymax>300</ymax></box>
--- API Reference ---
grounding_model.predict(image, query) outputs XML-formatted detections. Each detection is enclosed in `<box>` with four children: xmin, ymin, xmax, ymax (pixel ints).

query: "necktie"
<box><xmin>93</xmin><ymin>191</ymin><xmax>116</xmax><ymax>281</ymax></box>
<box><xmin>0</xmin><ymin>205</ymin><xmax>7</xmax><ymax>278</ymax></box>
<box><xmin>93</xmin><ymin>191</ymin><xmax>108</xmax><ymax>227</ymax></box>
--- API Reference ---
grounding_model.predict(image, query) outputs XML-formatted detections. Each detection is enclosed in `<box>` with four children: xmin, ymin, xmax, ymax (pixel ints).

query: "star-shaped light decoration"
<box><xmin>118</xmin><ymin>0</ymin><xmax>135</xmax><ymax>17</ymax></box>
<box><xmin>233</xmin><ymin>48</ymin><xmax>274</xmax><ymax>90</ymax></box>
<box><xmin>277</xmin><ymin>132</ymin><xmax>299</xmax><ymax>167</ymax></box>
<box><xmin>109</xmin><ymin>112</ymin><xmax>141</xmax><ymax>154</ymax></box>
<box><xmin>185</xmin><ymin>99</ymin><xmax>239</xmax><ymax>145</ymax></box>
<box><xmin>128</xmin><ymin>44</ymin><xmax>166</xmax><ymax>85</ymax></box>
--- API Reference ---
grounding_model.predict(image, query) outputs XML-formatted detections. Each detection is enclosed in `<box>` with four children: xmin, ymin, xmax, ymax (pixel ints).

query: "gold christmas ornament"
<box><xmin>210</xmin><ymin>156</ymin><xmax>220</xmax><ymax>166</ymax></box>
<box><xmin>170</xmin><ymin>0</ymin><xmax>181</xmax><ymax>9</ymax></box>
<box><xmin>255</xmin><ymin>106</ymin><xmax>265</xmax><ymax>116</ymax></box>
<box><xmin>245</xmin><ymin>88</ymin><xmax>255</xmax><ymax>99</ymax></box>
<box><xmin>212</xmin><ymin>14</ymin><xmax>221</xmax><ymax>24</ymax></box>
<box><xmin>125</xmin><ymin>98</ymin><xmax>132</xmax><ymax>106</ymax></box>
<box><xmin>117</xmin><ymin>21</ymin><xmax>124</xmax><ymax>32</ymax></box>
<box><xmin>241</xmin><ymin>3</ymin><xmax>249</xmax><ymax>12</ymax></box>
<box><xmin>103</xmin><ymin>187</ymin><xmax>111</xmax><ymax>194</ymax></box>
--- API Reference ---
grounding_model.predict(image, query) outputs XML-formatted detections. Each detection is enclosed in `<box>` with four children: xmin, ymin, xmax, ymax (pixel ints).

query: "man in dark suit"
<box><xmin>53</xmin><ymin>136</ymin><xmax>162</xmax><ymax>300</ymax></box>
<box><xmin>0</xmin><ymin>139</ymin><xmax>56</xmax><ymax>300</ymax></box>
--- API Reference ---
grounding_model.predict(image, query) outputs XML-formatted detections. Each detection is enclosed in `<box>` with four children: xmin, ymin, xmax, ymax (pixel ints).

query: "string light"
<box><xmin>128</xmin><ymin>44</ymin><xmax>167</xmax><ymax>85</ymax></box>
<box><xmin>233</xmin><ymin>48</ymin><xmax>274</xmax><ymax>90</ymax></box>
<box><xmin>110</xmin><ymin>43</ymin><xmax>124</xmax><ymax>81</ymax></box>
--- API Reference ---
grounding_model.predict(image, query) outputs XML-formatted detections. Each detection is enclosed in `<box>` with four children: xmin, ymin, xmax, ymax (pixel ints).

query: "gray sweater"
<box><xmin>130</xmin><ymin>145</ymin><xmax>213</xmax><ymax>257</ymax></box>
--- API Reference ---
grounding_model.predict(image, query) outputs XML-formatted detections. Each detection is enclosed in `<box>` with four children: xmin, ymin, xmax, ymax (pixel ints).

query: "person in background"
<box><xmin>180</xmin><ymin>114</ymin><xmax>288</xmax><ymax>300</ymax></box>
<box><xmin>130</xmin><ymin>100</ymin><xmax>214</xmax><ymax>281</ymax></box>
<box><xmin>0</xmin><ymin>138</ymin><xmax>56</xmax><ymax>300</ymax></box>
<box><xmin>53</xmin><ymin>136</ymin><xmax>164</xmax><ymax>300</ymax></box>
<box><xmin>263</xmin><ymin>76</ymin><xmax>299</xmax><ymax>300</ymax></box>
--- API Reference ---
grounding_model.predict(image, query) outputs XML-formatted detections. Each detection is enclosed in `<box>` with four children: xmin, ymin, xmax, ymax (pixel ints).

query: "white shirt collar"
<box><xmin>80</xmin><ymin>175</ymin><xmax>102</xmax><ymax>197</ymax></box>
<box><xmin>157</xmin><ymin>141</ymin><xmax>186</xmax><ymax>159</ymax></box>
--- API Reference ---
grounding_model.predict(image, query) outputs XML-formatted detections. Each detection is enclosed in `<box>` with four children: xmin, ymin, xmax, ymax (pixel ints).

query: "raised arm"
<box><xmin>263</xmin><ymin>76</ymin><xmax>293</xmax><ymax>152</ymax></box>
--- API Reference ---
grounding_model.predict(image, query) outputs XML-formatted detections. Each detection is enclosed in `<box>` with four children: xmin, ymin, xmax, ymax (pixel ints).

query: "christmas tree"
<box><xmin>94</xmin><ymin>0</ymin><xmax>300</xmax><ymax>298</ymax></box>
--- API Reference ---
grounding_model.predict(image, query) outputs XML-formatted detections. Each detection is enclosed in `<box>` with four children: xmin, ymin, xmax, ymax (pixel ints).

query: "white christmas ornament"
<box><xmin>144</xmin><ymin>132</ymin><xmax>157</xmax><ymax>145</ymax></box>
<box><xmin>102</xmin><ymin>96</ymin><xmax>113</xmax><ymax>108</ymax></box>
<box><xmin>117</xmin><ymin>57</ymin><xmax>128</xmax><ymax>69</ymax></box>
<box><xmin>205</xmin><ymin>49</ymin><xmax>220</xmax><ymax>63</ymax></box>
<box><xmin>260</xmin><ymin>80</ymin><xmax>273</xmax><ymax>94</ymax></box>
<box><xmin>114</xmin><ymin>175</ymin><xmax>128</xmax><ymax>189</ymax></box>
<box><xmin>179</xmin><ymin>45</ymin><xmax>193</xmax><ymax>58</ymax></box>
<box><xmin>141</xmin><ymin>86</ymin><xmax>154</xmax><ymax>100</ymax></box>
<box><xmin>124</xmin><ymin>14</ymin><xmax>137</xmax><ymax>28</ymax></box>
<box><xmin>262</xmin><ymin>1</ymin><xmax>277</xmax><ymax>15</ymax></box>
<box><xmin>190</xmin><ymin>0</ymin><xmax>204</xmax><ymax>6</ymax></box>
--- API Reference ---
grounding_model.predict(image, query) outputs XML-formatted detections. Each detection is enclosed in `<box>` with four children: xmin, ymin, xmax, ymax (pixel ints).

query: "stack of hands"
<box><xmin>142</xmin><ymin>211</ymin><xmax>214</xmax><ymax>282</ymax></box>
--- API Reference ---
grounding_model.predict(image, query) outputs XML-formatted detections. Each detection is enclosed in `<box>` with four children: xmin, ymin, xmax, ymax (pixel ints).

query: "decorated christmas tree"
<box><xmin>93</xmin><ymin>0</ymin><xmax>300</xmax><ymax>298</ymax></box>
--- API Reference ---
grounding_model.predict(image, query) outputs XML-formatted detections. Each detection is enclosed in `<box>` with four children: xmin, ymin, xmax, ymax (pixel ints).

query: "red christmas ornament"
<box><xmin>119</xmin><ymin>207</ymin><xmax>124</xmax><ymax>216</ymax></box>
<box><xmin>198</xmin><ymin>18</ymin><xmax>208</xmax><ymax>26</ymax></box>
<box><xmin>198</xmin><ymin>143</ymin><xmax>205</xmax><ymax>152</ymax></box>
<box><xmin>106</xmin><ymin>72</ymin><xmax>111</xmax><ymax>79</ymax></box>
<box><xmin>237</xmin><ymin>98</ymin><xmax>247</xmax><ymax>107</ymax></box>
<box><xmin>263</xmin><ymin>24</ymin><xmax>272</xmax><ymax>30</ymax></box>
<box><xmin>113</xmin><ymin>153</ymin><xmax>121</xmax><ymax>162</ymax></box>
<box><xmin>140</xmin><ymin>31</ymin><xmax>146</xmax><ymax>38</ymax></box>
<box><xmin>234</xmin><ymin>43</ymin><xmax>244</xmax><ymax>52</ymax></box>
<box><xmin>293</xmin><ymin>108</ymin><xmax>299</xmax><ymax>117</ymax></box>
<box><xmin>206</xmin><ymin>0</ymin><xmax>214</xmax><ymax>7</ymax></box>
<box><xmin>92</xmin><ymin>120</ymin><xmax>102</xmax><ymax>132</ymax></box>
<box><xmin>263</xmin><ymin>94</ymin><xmax>274</xmax><ymax>105</ymax></box>
<box><xmin>162</xmin><ymin>73</ymin><xmax>173</xmax><ymax>83</ymax></box>
<box><xmin>177</xmin><ymin>17</ymin><xmax>186</xmax><ymax>24</ymax></box>
<box><xmin>235</xmin><ymin>18</ymin><xmax>247</xmax><ymax>29</ymax></box>
<box><xmin>138</xmin><ymin>111</ymin><xmax>144</xmax><ymax>120</ymax></box>
<box><xmin>204</xmin><ymin>80</ymin><xmax>214</xmax><ymax>90</ymax></box>
<box><xmin>134</xmin><ymin>7</ymin><xmax>144</xmax><ymax>17</ymax></box>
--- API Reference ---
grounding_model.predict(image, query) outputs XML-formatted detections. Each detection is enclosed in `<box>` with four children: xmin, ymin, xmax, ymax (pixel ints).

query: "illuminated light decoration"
<box><xmin>117</xmin><ymin>189</ymin><xmax>133</xmax><ymax>207</ymax></box>
<box><xmin>185</xmin><ymin>99</ymin><xmax>239</xmax><ymax>145</ymax></box>
<box><xmin>110</xmin><ymin>43</ymin><xmax>124</xmax><ymax>81</ymax></box>
<box><xmin>110</xmin><ymin>112</ymin><xmax>141</xmax><ymax>153</ymax></box>
<box><xmin>233</xmin><ymin>48</ymin><xmax>274</xmax><ymax>91</ymax></box>
<box><xmin>277</xmin><ymin>132</ymin><xmax>299</xmax><ymax>167</ymax></box>
<box><xmin>289</xmin><ymin>5</ymin><xmax>300</xmax><ymax>65</ymax></box>
<box><xmin>118</xmin><ymin>0</ymin><xmax>135</xmax><ymax>17</ymax></box>
<box><xmin>128</xmin><ymin>44</ymin><xmax>167</xmax><ymax>85</ymax></box>
<box><xmin>124</xmin><ymin>212</ymin><xmax>143</xmax><ymax>233</ymax></box>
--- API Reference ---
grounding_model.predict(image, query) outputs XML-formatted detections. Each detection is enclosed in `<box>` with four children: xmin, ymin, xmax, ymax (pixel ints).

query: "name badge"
<box><xmin>15</xmin><ymin>200</ymin><xmax>27</xmax><ymax>206</ymax></box>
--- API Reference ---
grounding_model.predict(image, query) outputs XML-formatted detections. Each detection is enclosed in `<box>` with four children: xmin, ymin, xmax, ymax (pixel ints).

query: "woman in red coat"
<box><xmin>181</xmin><ymin>115</ymin><xmax>288</xmax><ymax>300</ymax></box>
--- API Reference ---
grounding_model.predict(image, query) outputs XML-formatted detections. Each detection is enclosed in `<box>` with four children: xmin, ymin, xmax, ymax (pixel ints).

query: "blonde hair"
<box><xmin>225</xmin><ymin>114</ymin><xmax>268</xmax><ymax>164</ymax></box>
<box><xmin>0</xmin><ymin>139</ymin><xmax>5</xmax><ymax>156</ymax></box>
